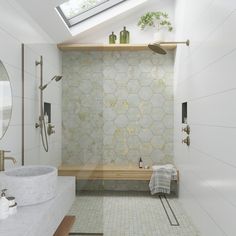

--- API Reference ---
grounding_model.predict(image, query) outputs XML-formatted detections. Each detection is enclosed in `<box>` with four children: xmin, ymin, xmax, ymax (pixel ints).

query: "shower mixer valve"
<box><xmin>182</xmin><ymin>136</ymin><xmax>190</xmax><ymax>146</ymax></box>
<box><xmin>47</xmin><ymin>123</ymin><xmax>55</xmax><ymax>135</ymax></box>
<box><xmin>182</xmin><ymin>125</ymin><xmax>190</xmax><ymax>134</ymax></box>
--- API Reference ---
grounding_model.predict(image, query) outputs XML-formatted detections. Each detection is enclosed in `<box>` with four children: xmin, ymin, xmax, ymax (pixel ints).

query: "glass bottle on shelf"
<box><xmin>109</xmin><ymin>32</ymin><xmax>117</xmax><ymax>44</ymax></box>
<box><xmin>120</xmin><ymin>26</ymin><xmax>130</xmax><ymax>44</ymax></box>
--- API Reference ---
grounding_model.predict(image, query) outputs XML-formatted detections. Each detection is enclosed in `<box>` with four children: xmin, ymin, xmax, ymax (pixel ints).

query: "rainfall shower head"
<box><xmin>39</xmin><ymin>75</ymin><xmax>63</xmax><ymax>90</ymax></box>
<box><xmin>148</xmin><ymin>40</ymin><xmax>190</xmax><ymax>55</ymax></box>
<box><xmin>148</xmin><ymin>43</ymin><xmax>167</xmax><ymax>54</ymax></box>
<box><xmin>54</xmin><ymin>75</ymin><xmax>63</xmax><ymax>82</ymax></box>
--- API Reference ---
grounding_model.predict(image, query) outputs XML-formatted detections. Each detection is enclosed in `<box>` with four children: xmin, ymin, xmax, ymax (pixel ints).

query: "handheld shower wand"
<box><xmin>35</xmin><ymin>56</ymin><xmax>49</xmax><ymax>152</ymax></box>
<box><xmin>39</xmin><ymin>75</ymin><xmax>63</xmax><ymax>91</ymax></box>
<box><xmin>35</xmin><ymin>56</ymin><xmax>63</xmax><ymax>152</ymax></box>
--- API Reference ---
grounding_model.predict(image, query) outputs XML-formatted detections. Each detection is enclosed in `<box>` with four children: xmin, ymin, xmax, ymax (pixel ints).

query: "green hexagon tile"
<box><xmin>62</xmin><ymin>51</ymin><xmax>174</xmax><ymax>167</ymax></box>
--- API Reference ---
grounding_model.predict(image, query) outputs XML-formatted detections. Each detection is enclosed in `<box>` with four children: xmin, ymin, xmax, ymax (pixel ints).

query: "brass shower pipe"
<box><xmin>148</xmin><ymin>40</ymin><xmax>190</xmax><ymax>54</ymax></box>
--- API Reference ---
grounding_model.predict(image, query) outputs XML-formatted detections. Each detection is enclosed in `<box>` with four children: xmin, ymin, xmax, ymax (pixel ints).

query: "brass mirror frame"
<box><xmin>0</xmin><ymin>60</ymin><xmax>13</xmax><ymax>140</ymax></box>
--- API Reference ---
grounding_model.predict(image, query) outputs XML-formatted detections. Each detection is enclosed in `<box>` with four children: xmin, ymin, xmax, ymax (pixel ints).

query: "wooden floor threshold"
<box><xmin>54</xmin><ymin>216</ymin><xmax>76</xmax><ymax>236</ymax></box>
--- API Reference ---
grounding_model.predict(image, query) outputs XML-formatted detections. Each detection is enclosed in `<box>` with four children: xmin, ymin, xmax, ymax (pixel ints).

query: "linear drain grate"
<box><xmin>69</xmin><ymin>233</ymin><xmax>103</xmax><ymax>235</ymax></box>
<box><xmin>159</xmin><ymin>195</ymin><xmax>180</xmax><ymax>226</ymax></box>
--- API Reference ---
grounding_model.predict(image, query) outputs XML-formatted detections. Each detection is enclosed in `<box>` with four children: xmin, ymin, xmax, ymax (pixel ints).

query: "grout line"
<box><xmin>184</xmin><ymin>0</ymin><xmax>215</xmax><ymax>29</ymax></box>
<box><xmin>188</xmin><ymin>123</ymin><xmax>236</xmax><ymax>129</ymax></box>
<box><xmin>181</xmin><ymin>8</ymin><xmax>236</xmax><ymax>63</ymax></box>
<box><xmin>174</xmin><ymin>85</ymin><xmax>236</xmax><ymax>104</ymax></box>
<box><xmin>0</xmin><ymin>58</ymin><xmax>22</xmax><ymax>72</ymax></box>
<box><xmin>176</xmin><ymin>44</ymin><xmax>236</xmax><ymax>88</ymax></box>
<box><xmin>0</xmin><ymin>22</ymin><xmax>22</xmax><ymax>44</ymax></box>
<box><xmin>181</xmin><ymin>163</ymin><xmax>236</xmax><ymax>210</ymax></box>
<box><xmin>180</xmin><ymin>181</ymin><xmax>228</xmax><ymax>236</ymax></box>
<box><xmin>190</xmin><ymin>145</ymin><xmax>236</xmax><ymax>170</ymax></box>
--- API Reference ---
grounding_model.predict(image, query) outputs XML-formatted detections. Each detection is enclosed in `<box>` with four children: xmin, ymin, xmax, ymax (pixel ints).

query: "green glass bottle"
<box><xmin>120</xmin><ymin>26</ymin><xmax>130</xmax><ymax>44</ymax></box>
<box><xmin>109</xmin><ymin>32</ymin><xmax>117</xmax><ymax>44</ymax></box>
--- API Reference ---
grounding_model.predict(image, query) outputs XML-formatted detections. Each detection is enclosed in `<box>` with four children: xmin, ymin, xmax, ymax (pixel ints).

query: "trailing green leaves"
<box><xmin>138</xmin><ymin>12</ymin><xmax>173</xmax><ymax>32</ymax></box>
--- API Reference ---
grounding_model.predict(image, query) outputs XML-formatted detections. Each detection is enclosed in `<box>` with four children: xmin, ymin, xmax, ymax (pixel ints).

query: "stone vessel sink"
<box><xmin>0</xmin><ymin>165</ymin><xmax>57</xmax><ymax>206</ymax></box>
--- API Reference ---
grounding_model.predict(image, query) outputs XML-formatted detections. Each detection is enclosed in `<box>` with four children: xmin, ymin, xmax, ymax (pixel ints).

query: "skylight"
<box><xmin>57</xmin><ymin>0</ymin><xmax>127</xmax><ymax>27</ymax></box>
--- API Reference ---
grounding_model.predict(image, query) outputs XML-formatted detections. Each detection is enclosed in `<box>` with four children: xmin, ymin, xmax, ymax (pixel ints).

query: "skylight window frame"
<box><xmin>57</xmin><ymin>0</ymin><xmax>127</xmax><ymax>28</ymax></box>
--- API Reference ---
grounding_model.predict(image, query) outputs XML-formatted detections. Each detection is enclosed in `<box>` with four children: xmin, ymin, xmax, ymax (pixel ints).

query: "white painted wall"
<box><xmin>174</xmin><ymin>1</ymin><xmax>236</xmax><ymax>236</ymax></box>
<box><xmin>0</xmin><ymin>0</ymin><xmax>62</xmax><ymax>168</ymax></box>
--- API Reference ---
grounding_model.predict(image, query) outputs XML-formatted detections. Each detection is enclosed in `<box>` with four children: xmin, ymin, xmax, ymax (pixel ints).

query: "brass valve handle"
<box><xmin>182</xmin><ymin>125</ymin><xmax>190</xmax><ymax>134</ymax></box>
<box><xmin>47</xmin><ymin>123</ymin><xmax>56</xmax><ymax>135</ymax></box>
<box><xmin>182</xmin><ymin>136</ymin><xmax>190</xmax><ymax>146</ymax></box>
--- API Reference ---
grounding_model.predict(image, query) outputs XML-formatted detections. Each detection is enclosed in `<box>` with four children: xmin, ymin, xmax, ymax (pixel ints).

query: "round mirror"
<box><xmin>0</xmin><ymin>61</ymin><xmax>12</xmax><ymax>140</ymax></box>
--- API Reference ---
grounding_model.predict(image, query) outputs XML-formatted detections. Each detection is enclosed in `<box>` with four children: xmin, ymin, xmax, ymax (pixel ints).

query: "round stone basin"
<box><xmin>0</xmin><ymin>165</ymin><xmax>57</xmax><ymax>206</ymax></box>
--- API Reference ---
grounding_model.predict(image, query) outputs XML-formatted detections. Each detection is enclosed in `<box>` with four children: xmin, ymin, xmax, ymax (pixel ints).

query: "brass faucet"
<box><xmin>0</xmin><ymin>150</ymin><xmax>17</xmax><ymax>171</ymax></box>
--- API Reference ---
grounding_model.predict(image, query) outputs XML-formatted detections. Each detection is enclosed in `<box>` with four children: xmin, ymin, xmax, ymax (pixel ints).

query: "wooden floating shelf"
<box><xmin>57</xmin><ymin>43</ymin><xmax>177</xmax><ymax>52</ymax></box>
<box><xmin>58</xmin><ymin>165</ymin><xmax>179</xmax><ymax>182</ymax></box>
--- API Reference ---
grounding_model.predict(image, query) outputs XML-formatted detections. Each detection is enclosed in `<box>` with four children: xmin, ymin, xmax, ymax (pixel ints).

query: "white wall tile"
<box><xmin>174</xmin><ymin>0</ymin><xmax>236</xmax><ymax>235</ymax></box>
<box><xmin>0</xmin><ymin>2</ymin><xmax>62</xmax><ymax>169</ymax></box>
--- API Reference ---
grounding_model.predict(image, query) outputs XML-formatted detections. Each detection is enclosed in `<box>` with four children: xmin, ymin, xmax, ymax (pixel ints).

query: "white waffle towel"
<box><xmin>149</xmin><ymin>164</ymin><xmax>177</xmax><ymax>195</ymax></box>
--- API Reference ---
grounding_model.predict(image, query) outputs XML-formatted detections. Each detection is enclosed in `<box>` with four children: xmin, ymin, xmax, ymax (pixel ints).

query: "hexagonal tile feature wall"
<box><xmin>138</xmin><ymin>72</ymin><xmax>154</xmax><ymax>86</ymax></box>
<box><xmin>114</xmin><ymin>73</ymin><xmax>129</xmax><ymax>87</ymax></box>
<box><xmin>103</xmin><ymin>66</ymin><xmax>116</xmax><ymax>79</ymax></box>
<box><xmin>138</xmin><ymin>87</ymin><xmax>153</xmax><ymax>101</ymax></box>
<box><xmin>127</xmin><ymin>135</ymin><xmax>141</xmax><ymax>149</ymax></box>
<box><xmin>138</xmin><ymin>129</ymin><xmax>153</xmax><ymax>142</ymax></box>
<box><xmin>140</xmin><ymin>59</ymin><xmax>154</xmax><ymax>72</ymax></box>
<box><xmin>140</xmin><ymin>115</ymin><xmax>153</xmax><ymax>128</ymax></box>
<box><xmin>103</xmin><ymin>108</ymin><xmax>116</xmax><ymax>121</ymax></box>
<box><xmin>127</xmin><ymin>80</ymin><xmax>140</xmax><ymax>93</ymax></box>
<box><xmin>114</xmin><ymin>115</ymin><xmax>128</xmax><ymax>128</ymax></box>
<box><xmin>114</xmin><ymin>100</ymin><xmax>129</xmax><ymax>114</ymax></box>
<box><xmin>115</xmin><ymin>87</ymin><xmax>128</xmax><ymax>100</ymax></box>
<box><xmin>139</xmin><ymin>142</ymin><xmax>153</xmax><ymax>156</ymax></box>
<box><xmin>127</xmin><ymin>107</ymin><xmax>141</xmax><ymax>121</ymax></box>
<box><xmin>151</xmin><ymin>94</ymin><xmax>165</xmax><ymax>107</ymax></box>
<box><xmin>62</xmin><ymin>51</ymin><xmax>174</xmax><ymax>168</ymax></box>
<box><xmin>103</xmin><ymin>121</ymin><xmax>116</xmax><ymax>135</ymax></box>
<box><xmin>114</xmin><ymin>60</ymin><xmax>129</xmax><ymax>72</ymax></box>
<box><xmin>127</xmin><ymin>94</ymin><xmax>140</xmax><ymax>108</ymax></box>
<box><xmin>151</xmin><ymin>136</ymin><xmax>165</xmax><ymax>149</ymax></box>
<box><xmin>104</xmin><ymin>79</ymin><xmax>117</xmax><ymax>94</ymax></box>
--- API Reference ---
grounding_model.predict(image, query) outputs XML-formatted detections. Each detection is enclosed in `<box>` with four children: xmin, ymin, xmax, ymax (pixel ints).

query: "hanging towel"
<box><xmin>149</xmin><ymin>164</ymin><xmax>177</xmax><ymax>195</ymax></box>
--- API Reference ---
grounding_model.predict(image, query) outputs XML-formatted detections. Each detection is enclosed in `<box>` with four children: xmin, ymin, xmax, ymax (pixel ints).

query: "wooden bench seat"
<box><xmin>58</xmin><ymin>165</ymin><xmax>179</xmax><ymax>182</ymax></box>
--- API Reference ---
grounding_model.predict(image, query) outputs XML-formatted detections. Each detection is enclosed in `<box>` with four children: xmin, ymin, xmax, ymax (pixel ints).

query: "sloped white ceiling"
<box><xmin>17</xmin><ymin>0</ymin><xmax>157</xmax><ymax>43</ymax></box>
<box><xmin>66</xmin><ymin>0</ymin><xmax>174</xmax><ymax>44</ymax></box>
<box><xmin>0</xmin><ymin>0</ymin><xmax>54</xmax><ymax>43</ymax></box>
<box><xmin>17</xmin><ymin>0</ymin><xmax>71</xmax><ymax>43</ymax></box>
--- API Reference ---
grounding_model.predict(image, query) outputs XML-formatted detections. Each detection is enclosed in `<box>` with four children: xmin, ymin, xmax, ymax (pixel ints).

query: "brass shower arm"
<box><xmin>149</xmin><ymin>40</ymin><xmax>190</xmax><ymax>54</ymax></box>
<box><xmin>156</xmin><ymin>40</ymin><xmax>190</xmax><ymax>46</ymax></box>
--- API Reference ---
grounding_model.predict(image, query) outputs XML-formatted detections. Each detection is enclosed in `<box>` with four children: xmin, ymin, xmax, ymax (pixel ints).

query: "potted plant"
<box><xmin>138</xmin><ymin>11</ymin><xmax>173</xmax><ymax>41</ymax></box>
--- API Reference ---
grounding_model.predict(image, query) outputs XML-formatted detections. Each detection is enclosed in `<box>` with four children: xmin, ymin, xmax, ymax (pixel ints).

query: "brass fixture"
<box><xmin>0</xmin><ymin>150</ymin><xmax>16</xmax><ymax>171</ymax></box>
<box><xmin>39</xmin><ymin>75</ymin><xmax>63</xmax><ymax>91</ymax></box>
<box><xmin>35</xmin><ymin>56</ymin><xmax>62</xmax><ymax>152</ymax></box>
<box><xmin>182</xmin><ymin>125</ymin><xmax>190</xmax><ymax>135</ymax></box>
<box><xmin>47</xmin><ymin>123</ymin><xmax>55</xmax><ymax>135</ymax></box>
<box><xmin>148</xmin><ymin>40</ymin><xmax>190</xmax><ymax>54</ymax></box>
<box><xmin>182</xmin><ymin>136</ymin><xmax>190</xmax><ymax>146</ymax></box>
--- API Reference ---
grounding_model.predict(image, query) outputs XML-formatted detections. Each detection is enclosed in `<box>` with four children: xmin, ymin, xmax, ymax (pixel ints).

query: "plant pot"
<box><xmin>153</xmin><ymin>30</ymin><xmax>167</xmax><ymax>42</ymax></box>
